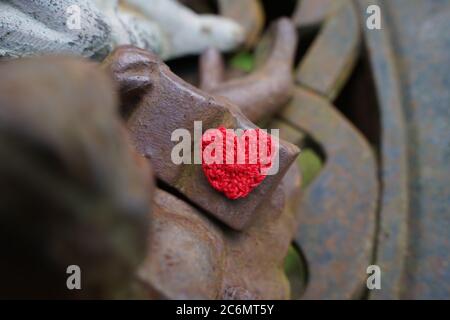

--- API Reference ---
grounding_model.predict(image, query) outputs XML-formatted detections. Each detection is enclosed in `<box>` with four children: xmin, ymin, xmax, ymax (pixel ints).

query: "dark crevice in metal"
<box><xmin>156</xmin><ymin>178</ymin><xmax>234</xmax><ymax>234</ymax></box>
<box><xmin>166</xmin><ymin>56</ymin><xmax>200</xmax><ymax>86</ymax></box>
<box><xmin>335</xmin><ymin>46</ymin><xmax>381</xmax><ymax>153</ymax></box>
<box><xmin>294</xmin><ymin>27</ymin><xmax>321</xmax><ymax>67</ymax></box>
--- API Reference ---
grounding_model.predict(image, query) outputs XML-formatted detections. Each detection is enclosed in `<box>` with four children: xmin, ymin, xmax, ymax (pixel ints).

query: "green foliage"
<box><xmin>284</xmin><ymin>245</ymin><xmax>307</xmax><ymax>299</ymax></box>
<box><xmin>298</xmin><ymin>149</ymin><xmax>323</xmax><ymax>188</ymax></box>
<box><xmin>284</xmin><ymin>245</ymin><xmax>301</xmax><ymax>273</ymax></box>
<box><xmin>230</xmin><ymin>52</ymin><xmax>255</xmax><ymax>72</ymax></box>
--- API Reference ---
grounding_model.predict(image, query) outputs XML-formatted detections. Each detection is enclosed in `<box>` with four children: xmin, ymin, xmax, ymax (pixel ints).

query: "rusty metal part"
<box><xmin>292</xmin><ymin>0</ymin><xmax>343</xmax><ymax>29</ymax></box>
<box><xmin>218</xmin><ymin>0</ymin><xmax>265</xmax><ymax>48</ymax></box>
<box><xmin>199</xmin><ymin>18</ymin><xmax>298</xmax><ymax>123</ymax></box>
<box><xmin>199</xmin><ymin>47</ymin><xmax>225</xmax><ymax>92</ymax></box>
<box><xmin>277</xmin><ymin>87</ymin><xmax>378</xmax><ymax>299</ymax></box>
<box><xmin>0</xmin><ymin>57</ymin><xmax>154</xmax><ymax>299</ymax></box>
<box><xmin>355</xmin><ymin>0</ymin><xmax>408</xmax><ymax>300</ymax></box>
<box><xmin>359</xmin><ymin>0</ymin><xmax>450</xmax><ymax>299</ymax></box>
<box><xmin>103</xmin><ymin>45</ymin><xmax>300</xmax><ymax>231</ymax></box>
<box><xmin>296</xmin><ymin>0</ymin><xmax>360</xmax><ymax>101</ymax></box>
<box><xmin>139</xmin><ymin>162</ymin><xmax>301</xmax><ymax>299</ymax></box>
<box><xmin>269</xmin><ymin>119</ymin><xmax>306</xmax><ymax>146</ymax></box>
<box><xmin>222</xmin><ymin>162</ymin><xmax>302</xmax><ymax>300</ymax></box>
<box><xmin>138</xmin><ymin>189</ymin><xmax>225</xmax><ymax>299</ymax></box>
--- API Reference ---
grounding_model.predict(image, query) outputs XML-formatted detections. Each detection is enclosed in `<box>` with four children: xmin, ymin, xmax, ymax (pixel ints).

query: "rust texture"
<box><xmin>218</xmin><ymin>0</ymin><xmax>265</xmax><ymax>48</ymax></box>
<box><xmin>102</xmin><ymin>45</ymin><xmax>300</xmax><ymax>231</ymax></box>
<box><xmin>0</xmin><ymin>57</ymin><xmax>154</xmax><ymax>299</ymax></box>
<box><xmin>360</xmin><ymin>0</ymin><xmax>450</xmax><ymax>299</ymax></box>
<box><xmin>292</xmin><ymin>0</ymin><xmax>343</xmax><ymax>29</ymax></box>
<box><xmin>199</xmin><ymin>18</ymin><xmax>298</xmax><ymax>123</ymax></box>
<box><xmin>199</xmin><ymin>47</ymin><xmax>225</xmax><ymax>92</ymax></box>
<box><xmin>138</xmin><ymin>161</ymin><xmax>302</xmax><ymax>299</ymax></box>
<box><xmin>357</xmin><ymin>0</ymin><xmax>409</xmax><ymax>299</ymax></box>
<box><xmin>3</xmin><ymin>0</ymin><xmax>446</xmax><ymax>301</ymax></box>
<box><xmin>269</xmin><ymin>119</ymin><xmax>306</xmax><ymax>146</ymax></box>
<box><xmin>275</xmin><ymin>87</ymin><xmax>378</xmax><ymax>299</ymax></box>
<box><xmin>296</xmin><ymin>0</ymin><xmax>360</xmax><ymax>101</ymax></box>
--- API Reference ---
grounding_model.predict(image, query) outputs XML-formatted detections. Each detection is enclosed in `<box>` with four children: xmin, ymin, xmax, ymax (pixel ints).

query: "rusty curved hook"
<box><xmin>199</xmin><ymin>18</ymin><xmax>298</xmax><ymax>123</ymax></box>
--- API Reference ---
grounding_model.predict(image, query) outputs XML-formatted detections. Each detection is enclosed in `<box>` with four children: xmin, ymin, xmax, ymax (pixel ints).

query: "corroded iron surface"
<box><xmin>0</xmin><ymin>57</ymin><xmax>154</xmax><ymax>299</ymax></box>
<box><xmin>278</xmin><ymin>87</ymin><xmax>378</xmax><ymax>299</ymax></box>
<box><xmin>360</xmin><ymin>0</ymin><xmax>450</xmax><ymax>299</ymax></box>
<box><xmin>139</xmin><ymin>161</ymin><xmax>301</xmax><ymax>299</ymax></box>
<box><xmin>296</xmin><ymin>0</ymin><xmax>360</xmax><ymax>101</ymax></box>
<box><xmin>200</xmin><ymin>18</ymin><xmax>298</xmax><ymax>123</ymax></box>
<box><xmin>269</xmin><ymin>119</ymin><xmax>306</xmax><ymax>147</ymax></box>
<box><xmin>357</xmin><ymin>0</ymin><xmax>409</xmax><ymax>300</ymax></box>
<box><xmin>292</xmin><ymin>0</ymin><xmax>342</xmax><ymax>29</ymax></box>
<box><xmin>139</xmin><ymin>189</ymin><xmax>225</xmax><ymax>299</ymax></box>
<box><xmin>103</xmin><ymin>45</ymin><xmax>300</xmax><ymax>230</ymax></box>
<box><xmin>218</xmin><ymin>0</ymin><xmax>265</xmax><ymax>48</ymax></box>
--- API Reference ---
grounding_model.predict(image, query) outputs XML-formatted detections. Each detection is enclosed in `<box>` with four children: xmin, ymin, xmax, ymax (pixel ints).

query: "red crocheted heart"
<box><xmin>201</xmin><ymin>126</ymin><xmax>273</xmax><ymax>200</ymax></box>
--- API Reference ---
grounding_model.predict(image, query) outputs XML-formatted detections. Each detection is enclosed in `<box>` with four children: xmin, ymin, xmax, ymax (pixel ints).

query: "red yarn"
<box><xmin>201</xmin><ymin>126</ymin><xmax>273</xmax><ymax>200</ymax></box>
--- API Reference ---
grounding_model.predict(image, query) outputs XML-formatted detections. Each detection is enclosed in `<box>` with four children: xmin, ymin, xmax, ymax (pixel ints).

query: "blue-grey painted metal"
<box><xmin>357</xmin><ymin>0</ymin><xmax>409</xmax><ymax>300</ymax></box>
<box><xmin>361</xmin><ymin>0</ymin><xmax>450</xmax><ymax>299</ymax></box>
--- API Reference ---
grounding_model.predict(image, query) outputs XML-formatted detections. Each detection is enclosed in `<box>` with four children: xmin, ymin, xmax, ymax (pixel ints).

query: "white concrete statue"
<box><xmin>0</xmin><ymin>0</ymin><xmax>244</xmax><ymax>60</ymax></box>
